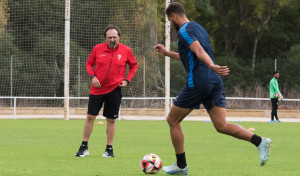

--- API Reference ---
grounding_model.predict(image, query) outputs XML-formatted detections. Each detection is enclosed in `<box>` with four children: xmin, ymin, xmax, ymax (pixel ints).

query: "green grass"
<box><xmin>0</xmin><ymin>119</ymin><xmax>299</xmax><ymax>176</ymax></box>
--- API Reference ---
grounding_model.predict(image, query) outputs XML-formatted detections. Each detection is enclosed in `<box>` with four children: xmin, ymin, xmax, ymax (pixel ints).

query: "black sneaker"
<box><xmin>102</xmin><ymin>148</ymin><xmax>114</xmax><ymax>157</ymax></box>
<box><xmin>75</xmin><ymin>144</ymin><xmax>89</xmax><ymax>157</ymax></box>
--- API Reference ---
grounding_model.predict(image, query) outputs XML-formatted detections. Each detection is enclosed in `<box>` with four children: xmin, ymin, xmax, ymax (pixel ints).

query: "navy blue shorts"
<box><xmin>87</xmin><ymin>87</ymin><xmax>122</xmax><ymax>119</ymax></box>
<box><xmin>173</xmin><ymin>82</ymin><xmax>226</xmax><ymax>112</ymax></box>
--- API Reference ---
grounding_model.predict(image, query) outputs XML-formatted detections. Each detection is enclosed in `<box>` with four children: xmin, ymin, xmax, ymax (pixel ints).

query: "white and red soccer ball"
<box><xmin>140</xmin><ymin>154</ymin><xmax>162</xmax><ymax>174</ymax></box>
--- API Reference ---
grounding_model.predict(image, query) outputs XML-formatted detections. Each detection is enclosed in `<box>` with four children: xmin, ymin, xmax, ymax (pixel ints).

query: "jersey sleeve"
<box><xmin>125</xmin><ymin>48</ymin><xmax>138</xmax><ymax>82</ymax></box>
<box><xmin>85</xmin><ymin>46</ymin><xmax>97</xmax><ymax>76</ymax></box>
<box><xmin>179</xmin><ymin>24</ymin><xmax>197</xmax><ymax>46</ymax></box>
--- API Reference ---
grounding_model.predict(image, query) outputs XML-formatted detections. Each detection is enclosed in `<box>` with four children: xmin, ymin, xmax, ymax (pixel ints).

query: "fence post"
<box><xmin>164</xmin><ymin>0</ymin><xmax>171</xmax><ymax>118</ymax></box>
<box><xmin>13</xmin><ymin>97</ymin><xmax>16</xmax><ymax>119</ymax></box>
<box><xmin>143</xmin><ymin>57</ymin><xmax>146</xmax><ymax>107</ymax></box>
<box><xmin>78</xmin><ymin>56</ymin><xmax>80</xmax><ymax>107</ymax></box>
<box><xmin>64</xmin><ymin>0</ymin><xmax>70</xmax><ymax>120</ymax></box>
<box><xmin>10</xmin><ymin>56</ymin><xmax>13</xmax><ymax>107</ymax></box>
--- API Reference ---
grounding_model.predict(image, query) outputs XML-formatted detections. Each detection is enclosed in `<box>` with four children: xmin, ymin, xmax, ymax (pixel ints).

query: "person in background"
<box><xmin>75</xmin><ymin>25</ymin><xmax>138</xmax><ymax>157</ymax></box>
<box><xmin>269</xmin><ymin>70</ymin><xmax>283</xmax><ymax>122</ymax></box>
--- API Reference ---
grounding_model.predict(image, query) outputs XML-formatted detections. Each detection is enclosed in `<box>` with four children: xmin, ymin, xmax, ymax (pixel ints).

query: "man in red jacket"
<box><xmin>75</xmin><ymin>25</ymin><xmax>138</xmax><ymax>157</ymax></box>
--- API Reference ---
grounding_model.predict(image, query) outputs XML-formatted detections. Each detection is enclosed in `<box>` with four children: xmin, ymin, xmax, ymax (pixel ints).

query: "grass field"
<box><xmin>0</xmin><ymin>119</ymin><xmax>299</xmax><ymax>176</ymax></box>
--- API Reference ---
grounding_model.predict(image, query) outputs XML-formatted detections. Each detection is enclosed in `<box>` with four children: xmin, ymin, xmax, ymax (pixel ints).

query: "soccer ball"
<box><xmin>140</xmin><ymin>154</ymin><xmax>162</xmax><ymax>174</ymax></box>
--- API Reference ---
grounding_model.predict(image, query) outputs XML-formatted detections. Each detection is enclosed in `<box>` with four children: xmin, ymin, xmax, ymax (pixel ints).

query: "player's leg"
<box><xmin>203</xmin><ymin>82</ymin><xmax>252</xmax><ymax>140</ymax></box>
<box><xmin>102</xmin><ymin>87</ymin><xmax>122</xmax><ymax>157</ymax></box>
<box><xmin>271</xmin><ymin>98</ymin><xmax>276</xmax><ymax>122</ymax></box>
<box><xmin>164</xmin><ymin>85</ymin><xmax>209</xmax><ymax>175</ymax></box>
<box><xmin>167</xmin><ymin>105</ymin><xmax>192</xmax><ymax>154</ymax></box>
<box><xmin>106</xmin><ymin>118</ymin><xmax>116</xmax><ymax>145</ymax></box>
<box><xmin>271</xmin><ymin>99</ymin><xmax>274</xmax><ymax>121</ymax></box>
<box><xmin>76</xmin><ymin>94</ymin><xmax>104</xmax><ymax>157</ymax></box>
<box><xmin>206</xmin><ymin>82</ymin><xmax>271</xmax><ymax>166</ymax></box>
<box><xmin>74</xmin><ymin>114</ymin><xmax>97</xmax><ymax>157</ymax></box>
<box><xmin>84</xmin><ymin>94</ymin><xmax>105</xmax><ymax>141</ymax></box>
<box><xmin>102</xmin><ymin>118</ymin><xmax>116</xmax><ymax>157</ymax></box>
<box><xmin>82</xmin><ymin>114</ymin><xmax>97</xmax><ymax>141</ymax></box>
<box><xmin>164</xmin><ymin>84</ymin><xmax>212</xmax><ymax>174</ymax></box>
<box><xmin>208</xmin><ymin>106</ymin><xmax>253</xmax><ymax>141</ymax></box>
<box><xmin>274</xmin><ymin>98</ymin><xmax>280</xmax><ymax>121</ymax></box>
<box><xmin>208</xmin><ymin>106</ymin><xmax>271</xmax><ymax>166</ymax></box>
<box><xmin>163</xmin><ymin>105</ymin><xmax>191</xmax><ymax>175</ymax></box>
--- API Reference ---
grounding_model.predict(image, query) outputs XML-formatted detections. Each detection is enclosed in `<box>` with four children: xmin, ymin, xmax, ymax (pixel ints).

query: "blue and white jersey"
<box><xmin>177</xmin><ymin>21</ymin><xmax>222</xmax><ymax>87</ymax></box>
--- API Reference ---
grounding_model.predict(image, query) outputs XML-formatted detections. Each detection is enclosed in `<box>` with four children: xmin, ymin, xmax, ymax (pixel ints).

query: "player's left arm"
<box><xmin>271</xmin><ymin>80</ymin><xmax>281</xmax><ymax>94</ymax></box>
<box><xmin>271</xmin><ymin>80</ymin><xmax>283</xmax><ymax>99</ymax></box>
<box><xmin>120</xmin><ymin>48</ymin><xmax>138</xmax><ymax>87</ymax></box>
<box><xmin>189</xmin><ymin>41</ymin><xmax>229</xmax><ymax>76</ymax></box>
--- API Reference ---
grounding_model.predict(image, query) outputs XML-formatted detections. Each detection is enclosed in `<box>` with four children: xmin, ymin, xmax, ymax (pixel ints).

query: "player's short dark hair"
<box><xmin>104</xmin><ymin>25</ymin><xmax>121</xmax><ymax>38</ymax></box>
<box><xmin>272</xmin><ymin>70</ymin><xmax>279</xmax><ymax>75</ymax></box>
<box><xmin>166</xmin><ymin>2</ymin><xmax>186</xmax><ymax>17</ymax></box>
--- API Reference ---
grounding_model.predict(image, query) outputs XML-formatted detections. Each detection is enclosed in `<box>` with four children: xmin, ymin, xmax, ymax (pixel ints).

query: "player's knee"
<box><xmin>215</xmin><ymin>123</ymin><xmax>228</xmax><ymax>134</ymax></box>
<box><xmin>166</xmin><ymin>116</ymin><xmax>173</xmax><ymax>126</ymax></box>
<box><xmin>166</xmin><ymin>116</ymin><xmax>179</xmax><ymax>127</ymax></box>
<box><xmin>106</xmin><ymin>118</ymin><xmax>116</xmax><ymax>126</ymax></box>
<box><xmin>86</xmin><ymin>114</ymin><xmax>96</xmax><ymax>121</ymax></box>
<box><xmin>167</xmin><ymin>116</ymin><xmax>175</xmax><ymax>127</ymax></box>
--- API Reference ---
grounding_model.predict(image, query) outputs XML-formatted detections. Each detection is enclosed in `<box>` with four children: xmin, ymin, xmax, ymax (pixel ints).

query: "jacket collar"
<box><xmin>104</xmin><ymin>43</ymin><xmax>119</xmax><ymax>52</ymax></box>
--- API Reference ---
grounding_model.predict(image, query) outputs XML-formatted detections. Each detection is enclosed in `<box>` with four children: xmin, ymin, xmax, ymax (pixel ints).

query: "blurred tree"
<box><xmin>248</xmin><ymin>0</ymin><xmax>283</xmax><ymax>72</ymax></box>
<box><xmin>2</xmin><ymin>0</ymin><xmax>300</xmax><ymax>99</ymax></box>
<box><xmin>210</xmin><ymin>0</ymin><xmax>284</xmax><ymax>71</ymax></box>
<box><xmin>258</xmin><ymin>0</ymin><xmax>300</xmax><ymax>60</ymax></box>
<box><xmin>0</xmin><ymin>0</ymin><xmax>9</xmax><ymax>37</ymax></box>
<box><xmin>157</xmin><ymin>0</ymin><xmax>300</xmax><ymax>97</ymax></box>
<box><xmin>280</xmin><ymin>44</ymin><xmax>300</xmax><ymax>97</ymax></box>
<box><xmin>8</xmin><ymin>0</ymin><xmax>64</xmax><ymax>52</ymax></box>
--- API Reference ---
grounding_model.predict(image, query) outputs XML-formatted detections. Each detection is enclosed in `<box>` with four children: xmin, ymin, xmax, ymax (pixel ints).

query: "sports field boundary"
<box><xmin>1</xmin><ymin>107</ymin><xmax>299</xmax><ymax>117</ymax></box>
<box><xmin>0</xmin><ymin>114</ymin><xmax>300</xmax><ymax>122</ymax></box>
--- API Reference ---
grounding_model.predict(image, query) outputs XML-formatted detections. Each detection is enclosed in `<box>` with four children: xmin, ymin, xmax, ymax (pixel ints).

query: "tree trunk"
<box><xmin>251</xmin><ymin>15</ymin><xmax>271</xmax><ymax>73</ymax></box>
<box><xmin>251</xmin><ymin>35</ymin><xmax>259</xmax><ymax>72</ymax></box>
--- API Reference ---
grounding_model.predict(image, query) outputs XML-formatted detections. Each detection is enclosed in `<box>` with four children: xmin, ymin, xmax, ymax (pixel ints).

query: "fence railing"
<box><xmin>0</xmin><ymin>96</ymin><xmax>299</xmax><ymax>119</ymax></box>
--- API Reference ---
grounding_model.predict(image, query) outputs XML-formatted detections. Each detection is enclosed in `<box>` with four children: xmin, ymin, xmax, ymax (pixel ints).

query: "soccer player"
<box><xmin>153</xmin><ymin>2</ymin><xmax>271</xmax><ymax>175</ymax></box>
<box><xmin>269</xmin><ymin>70</ymin><xmax>283</xmax><ymax>122</ymax></box>
<box><xmin>75</xmin><ymin>25</ymin><xmax>138</xmax><ymax>157</ymax></box>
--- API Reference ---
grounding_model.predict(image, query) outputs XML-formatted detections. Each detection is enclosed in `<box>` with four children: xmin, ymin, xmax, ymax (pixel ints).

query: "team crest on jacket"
<box><xmin>118</xmin><ymin>54</ymin><xmax>122</xmax><ymax>60</ymax></box>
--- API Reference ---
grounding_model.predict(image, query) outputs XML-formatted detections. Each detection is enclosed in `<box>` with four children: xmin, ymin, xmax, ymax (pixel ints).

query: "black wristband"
<box><xmin>124</xmin><ymin>79</ymin><xmax>129</xmax><ymax>84</ymax></box>
<box><xmin>90</xmin><ymin>74</ymin><xmax>95</xmax><ymax>80</ymax></box>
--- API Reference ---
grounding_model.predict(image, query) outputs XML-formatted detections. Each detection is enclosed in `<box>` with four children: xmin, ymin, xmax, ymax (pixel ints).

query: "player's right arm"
<box><xmin>270</xmin><ymin>79</ymin><xmax>282</xmax><ymax>99</ymax></box>
<box><xmin>271</xmin><ymin>80</ymin><xmax>280</xmax><ymax>95</ymax></box>
<box><xmin>86</xmin><ymin>46</ymin><xmax>101</xmax><ymax>88</ymax></box>
<box><xmin>153</xmin><ymin>44</ymin><xmax>181</xmax><ymax>61</ymax></box>
<box><xmin>189</xmin><ymin>41</ymin><xmax>229</xmax><ymax>76</ymax></box>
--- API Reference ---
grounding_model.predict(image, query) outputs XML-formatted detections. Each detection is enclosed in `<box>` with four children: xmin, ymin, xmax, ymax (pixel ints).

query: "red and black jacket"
<box><xmin>86</xmin><ymin>43</ymin><xmax>138</xmax><ymax>95</ymax></box>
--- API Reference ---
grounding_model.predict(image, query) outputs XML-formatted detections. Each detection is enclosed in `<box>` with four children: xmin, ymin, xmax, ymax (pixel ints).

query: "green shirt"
<box><xmin>269</xmin><ymin>77</ymin><xmax>281</xmax><ymax>98</ymax></box>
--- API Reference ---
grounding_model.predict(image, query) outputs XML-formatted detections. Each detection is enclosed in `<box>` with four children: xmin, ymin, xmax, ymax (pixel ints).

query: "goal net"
<box><xmin>0</xmin><ymin>0</ymin><xmax>164</xmax><ymax>109</ymax></box>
